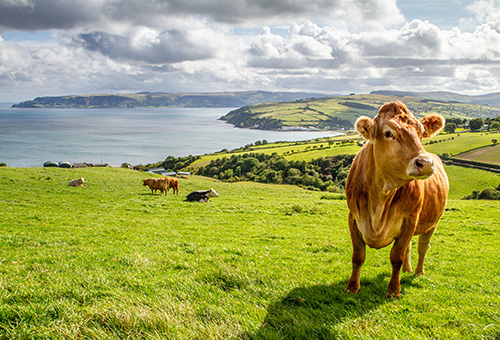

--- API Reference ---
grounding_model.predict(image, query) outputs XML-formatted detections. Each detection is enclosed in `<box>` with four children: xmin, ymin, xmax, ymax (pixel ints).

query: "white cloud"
<box><xmin>1</xmin><ymin>0</ymin><xmax>500</xmax><ymax>102</ymax></box>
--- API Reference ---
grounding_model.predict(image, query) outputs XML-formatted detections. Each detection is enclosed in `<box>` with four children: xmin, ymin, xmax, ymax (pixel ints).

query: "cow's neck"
<box><xmin>364</xmin><ymin>143</ymin><xmax>411</xmax><ymax>207</ymax></box>
<box><xmin>365</xmin><ymin>144</ymin><xmax>410</xmax><ymax>195</ymax></box>
<box><xmin>360</xmin><ymin>144</ymin><xmax>410</xmax><ymax>236</ymax></box>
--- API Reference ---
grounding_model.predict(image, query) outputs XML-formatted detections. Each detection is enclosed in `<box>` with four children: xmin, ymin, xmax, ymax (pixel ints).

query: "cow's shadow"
<box><xmin>242</xmin><ymin>274</ymin><xmax>421</xmax><ymax>339</ymax></box>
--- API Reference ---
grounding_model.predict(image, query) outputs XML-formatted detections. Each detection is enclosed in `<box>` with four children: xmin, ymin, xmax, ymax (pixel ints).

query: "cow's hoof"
<box><xmin>386</xmin><ymin>291</ymin><xmax>401</xmax><ymax>298</ymax></box>
<box><xmin>344</xmin><ymin>286</ymin><xmax>359</xmax><ymax>294</ymax></box>
<box><xmin>415</xmin><ymin>268</ymin><xmax>425</xmax><ymax>276</ymax></box>
<box><xmin>402</xmin><ymin>266</ymin><xmax>413</xmax><ymax>273</ymax></box>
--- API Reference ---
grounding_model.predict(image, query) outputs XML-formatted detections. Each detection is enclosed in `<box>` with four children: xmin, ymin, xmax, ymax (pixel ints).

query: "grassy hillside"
<box><xmin>220</xmin><ymin>94</ymin><xmax>500</xmax><ymax>130</ymax></box>
<box><xmin>187</xmin><ymin>131</ymin><xmax>500</xmax><ymax>170</ymax></box>
<box><xmin>1</xmin><ymin>166</ymin><xmax>499</xmax><ymax>339</ymax></box>
<box><xmin>371</xmin><ymin>90</ymin><xmax>500</xmax><ymax>107</ymax></box>
<box><xmin>11</xmin><ymin>91</ymin><xmax>329</xmax><ymax>109</ymax></box>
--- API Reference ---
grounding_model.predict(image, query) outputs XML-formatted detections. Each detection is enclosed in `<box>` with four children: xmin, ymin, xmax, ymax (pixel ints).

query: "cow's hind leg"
<box><xmin>416</xmin><ymin>228</ymin><xmax>435</xmax><ymax>276</ymax></box>
<box><xmin>403</xmin><ymin>241</ymin><xmax>413</xmax><ymax>273</ymax></box>
<box><xmin>345</xmin><ymin>213</ymin><xmax>366</xmax><ymax>294</ymax></box>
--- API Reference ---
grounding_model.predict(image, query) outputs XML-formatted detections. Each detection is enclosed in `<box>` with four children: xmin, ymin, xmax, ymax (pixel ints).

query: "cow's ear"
<box><xmin>420</xmin><ymin>114</ymin><xmax>445</xmax><ymax>138</ymax></box>
<box><xmin>355</xmin><ymin>116</ymin><xmax>375</xmax><ymax>140</ymax></box>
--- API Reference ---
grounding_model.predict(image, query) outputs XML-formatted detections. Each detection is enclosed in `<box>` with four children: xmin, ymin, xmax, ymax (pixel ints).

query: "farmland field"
<box><xmin>220</xmin><ymin>94</ymin><xmax>500</xmax><ymax>131</ymax></box>
<box><xmin>187</xmin><ymin>131</ymin><xmax>500</xmax><ymax>170</ymax></box>
<box><xmin>457</xmin><ymin>144</ymin><xmax>500</xmax><ymax>166</ymax></box>
<box><xmin>1</xmin><ymin>166</ymin><xmax>499</xmax><ymax>339</ymax></box>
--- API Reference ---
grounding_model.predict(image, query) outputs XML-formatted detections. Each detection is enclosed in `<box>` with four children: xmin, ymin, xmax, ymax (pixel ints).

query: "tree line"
<box><xmin>135</xmin><ymin>152</ymin><xmax>355</xmax><ymax>192</ymax></box>
<box><xmin>196</xmin><ymin>153</ymin><xmax>355</xmax><ymax>191</ymax></box>
<box><xmin>444</xmin><ymin>116</ymin><xmax>500</xmax><ymax>133</ymax></box>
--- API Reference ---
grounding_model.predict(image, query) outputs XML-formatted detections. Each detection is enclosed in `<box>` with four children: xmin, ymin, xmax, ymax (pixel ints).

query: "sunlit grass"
<box><xmin>1</xmin><ymin>167</ymin><xmax>499</xmax><ymax>339</ymax></box>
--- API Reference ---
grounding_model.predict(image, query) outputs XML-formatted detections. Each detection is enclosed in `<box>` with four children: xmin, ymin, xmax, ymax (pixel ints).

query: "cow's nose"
<box><xmin>407</xmin><ymin>155</ymin><xmax>435</xmax><ymax>179</ymax></box>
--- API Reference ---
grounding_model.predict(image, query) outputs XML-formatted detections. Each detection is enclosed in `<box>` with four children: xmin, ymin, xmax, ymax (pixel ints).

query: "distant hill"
<box><xmin>11</xmin><ymin>91</ymin><xmax>331</xmax><ymax>109</ymax></box>
<box><xmin>220</xmin><ymin>93</ymin><xmax>500</xmax><ymax>131</ymax></box>
<box><xmin>371</xmin><ymin>90</ymin><xmax>500</xmax><ymax>107</ymax></box>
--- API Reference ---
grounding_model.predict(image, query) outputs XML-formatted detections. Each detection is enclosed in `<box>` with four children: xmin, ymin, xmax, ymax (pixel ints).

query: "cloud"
<box><xmin>0</xmin><ymin>0</ymin><xmax>404</xmax><ymax>32</ymax></box>
<box><xmin>465</xmin><ymin>0</ymin><xmax>500</xmax><ymax>30</ymax></box>
<box><xmin>1</xmin><ymin>0</ymin><xmax>500</xmax><ymax>102</ymax></box>
<box><xmin>74</xmin><ymin>28</ymin><xmax>216</xmax><ymax>64</ymax></box>
<box><xmin>0</xmin><ymin>0</ymin><xmax>102</xmax><ymax>31</ymax></box>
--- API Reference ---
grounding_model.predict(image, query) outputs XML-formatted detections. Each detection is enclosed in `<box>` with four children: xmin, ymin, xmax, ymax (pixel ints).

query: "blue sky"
<box><xmin>1</xmin><ymin>0</ymin><xmax>499</xmax><ymax>102</ymax></box>
<box><xmin>398</xmin><ymin>0</ymin><xmax>473</xmax><ymax>29</ymax></box>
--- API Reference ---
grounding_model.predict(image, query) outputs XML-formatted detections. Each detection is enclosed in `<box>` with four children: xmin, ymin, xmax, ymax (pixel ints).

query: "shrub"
<box><xmin>478</xmin><ymin>188</ymin><xmax>500</xmax><ymax>200</ymax></box>
<box><xmin>464</xmin><ymin>186</ymin><xmax>500</xmax><ymax>200</ymax></box>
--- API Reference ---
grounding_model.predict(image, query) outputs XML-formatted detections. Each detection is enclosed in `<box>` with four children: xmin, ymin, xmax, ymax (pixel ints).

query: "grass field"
<box><xmin>187</xmin><ymin>131</ymin><xmax>500</xmax><ymax>170</ymax></box>
<box><xmin>457</xmin><ymin>144</ymin><xmax>500</xmax><ymax>166</ymax></box>
<box><xmin>1</xmin><ymin>166</ymin><xmax>499</xmax><ymax>339</ymax></box>
<box><xmin>221</xmin><ymin>94</ymin><xmax>500</xmax><ymax>130</ymax></box>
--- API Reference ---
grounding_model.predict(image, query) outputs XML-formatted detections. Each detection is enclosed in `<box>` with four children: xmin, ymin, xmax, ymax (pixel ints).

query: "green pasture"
<box><xmin>424</xmin><ymin>131</ymin><xmax>500</xmax><ymax>157</ymax></box>
<box><xmin>188</xmin><ymin>134</ymin><xmax>362</xmax><ymax>168</ymax></box>
<box><xmin>188</xmin><ymin>131</ymin><xmax>499</xmax><ymax>170</ymax></box>
<box><xmin>1</xmin><ymin>166</ymin><xmax>499</xmax><ymax>339</ymax></box>
<box><xmin>224</xmin><ymin>94</ymin><xmax>500</xmax><ymax>129</ymax></box>
<box><xmin>457</xmin><ymin>144</ymin><xmax>500</xmax><ymax>165</ymax></box>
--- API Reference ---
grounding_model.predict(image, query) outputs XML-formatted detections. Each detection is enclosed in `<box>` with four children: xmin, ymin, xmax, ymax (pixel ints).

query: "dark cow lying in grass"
<box><xmin>186</xmin><ymin>188</ymin><xmax>219</xmax><ymax>202</ymax></box>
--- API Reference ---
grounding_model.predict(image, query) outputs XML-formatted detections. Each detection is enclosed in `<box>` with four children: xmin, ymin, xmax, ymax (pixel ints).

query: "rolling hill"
<box><xmin>371</xmin><ymin>90</ymin><xmax>500</xmax><ymax>107</ymax></box>
<box><xmin>220</xmin><ymin>93</ymin><xmax>500</xmax><ymax>130</ymax></box>
<box><xmin>10</xmin><ymin>90</ymin><xmax>331</xmax><ymax>109</ymax></box>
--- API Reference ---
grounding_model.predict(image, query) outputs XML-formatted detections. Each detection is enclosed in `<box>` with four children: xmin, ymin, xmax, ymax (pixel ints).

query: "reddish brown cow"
<box><xmin>345</xmin><ymin>101</ymin><xmax>449</xmax><ymax>298</ymax></box>
<box><xmin>143</xmin><ymin>178</ymin><xmax>169</xmax><ymax>196</ymax></box>
<box><xmin>166</xmin><ymin>177</ymin><xmax>179</xmax><ymax>195</ymax></box>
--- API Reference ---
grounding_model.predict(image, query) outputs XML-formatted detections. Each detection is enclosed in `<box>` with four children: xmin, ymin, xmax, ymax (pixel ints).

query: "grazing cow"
<box><xmin>186</xmin><ymin>188</ymin><xmax>219</xmax><ymax>202</ymax></box>
<box><xmin>345</xmin><ymin>101</ymin><xmax>449</xmax><ymax>298</ymax></box>
<box><xmin>68</xmin><ymin>177</ymin><xmax>85</xmax><ymax>187</ymax></box>
<box><xmin>143</xmin><ymin>178</ymin><xmax>169</xmax><ymax>195</ymax></box>
<box><xmin>166</xmin><ymin>177</ymin><xmax>179</xmax><ymax>195</ymax></box>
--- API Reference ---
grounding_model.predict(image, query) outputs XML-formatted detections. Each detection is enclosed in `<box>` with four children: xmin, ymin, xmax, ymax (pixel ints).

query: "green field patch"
<box><xmin>1</xmin><ymin>165</ymin><xmax>499</xmax><ymax>339</ymax></box>
<box><xmin>221</xmin><ymin>94</ymin><xmax>500</xmax><ymax>131</ymax></box>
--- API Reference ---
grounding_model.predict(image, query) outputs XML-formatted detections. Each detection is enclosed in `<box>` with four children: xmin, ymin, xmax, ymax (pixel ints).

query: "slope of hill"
<box><xmin>11</xmin><ymin>91</ymin><xmax>331</xmax><ymax>109</ymax></box>
<box><xmin>371</xmin><ymin>90</ymin><xmax>500</xmax><ymax>107</ymax></box>
<box><xmin>1</xmin><ymin>166</ymin><xmax>499</xmax><ymax>338</ymax></box>
<box><xmin>220</xmin><ymin>94</ymin><xmax>500</xmax><ymax>130</ymax></box>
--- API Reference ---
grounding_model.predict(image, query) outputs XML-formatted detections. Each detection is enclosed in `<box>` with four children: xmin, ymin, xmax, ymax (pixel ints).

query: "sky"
<box><xmin>1</xmin><ymin>0</ymin><xmax>500</xmax><ymax>103</ymax></box>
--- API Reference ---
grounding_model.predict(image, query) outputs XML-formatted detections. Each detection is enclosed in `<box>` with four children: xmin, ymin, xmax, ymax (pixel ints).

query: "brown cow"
<box><xmin>143</xmin><ymin>178</ymin><xmax>169</xmax><ymax>195</ymax></box>
<box><xmin>166</xmin><ymin>177</ymin><xmax>179</xmax><ymax>195</ymax></box>
<box><xmin>68</xmin><ymin>177</ymin><xmax>85</xmax><ymax>187</ymax></box>
<box><xmin>345</xmin><ymin>101</ymin><xmax>449</xmax><ymax>298</ymax></box>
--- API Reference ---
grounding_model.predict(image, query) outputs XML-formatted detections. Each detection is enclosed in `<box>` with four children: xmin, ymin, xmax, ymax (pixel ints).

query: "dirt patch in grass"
<box><xmin>456</xmin><ymin>144</ymin><xmax>500</xmax><ymax>165</ymax></box>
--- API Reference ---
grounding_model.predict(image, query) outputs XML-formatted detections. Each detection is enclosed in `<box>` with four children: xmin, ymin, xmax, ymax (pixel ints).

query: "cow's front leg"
<box><xmin>387</xmin><ymin>230</ymin><xmax>414</xmax><ymax>298</ymax></box>
<box><xmin>345</xmin><ymin>214</ymin><xmax>366</xmax><ymax>294</ymax></box>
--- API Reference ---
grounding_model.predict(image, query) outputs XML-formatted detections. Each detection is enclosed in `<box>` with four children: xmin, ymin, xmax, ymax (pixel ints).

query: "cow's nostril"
<box><xmin>415</xmin><ymin>160</ymin><xmax>423</xmax><ymax>168</ymax></box>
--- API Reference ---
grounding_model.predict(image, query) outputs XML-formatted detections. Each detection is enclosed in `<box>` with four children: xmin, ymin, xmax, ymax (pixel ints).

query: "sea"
<box><xmin>0</xmin><ymin>104</ymin><xmax>340</xmax><ymax>167</ymax></box>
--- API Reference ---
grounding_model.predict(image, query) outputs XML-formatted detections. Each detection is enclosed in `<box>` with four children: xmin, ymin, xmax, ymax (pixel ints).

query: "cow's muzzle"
<box><xmin>407</xmin><ymin>154</ymin><xmax>435</xmax><ymax>179</ymax></box>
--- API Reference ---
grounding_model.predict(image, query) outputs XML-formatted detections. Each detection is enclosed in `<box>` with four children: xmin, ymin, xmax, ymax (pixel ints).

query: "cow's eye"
<box><xmin>384</xmin><ymin>131</ymin><xmax>395</xmax><ymax>139</ymax></box>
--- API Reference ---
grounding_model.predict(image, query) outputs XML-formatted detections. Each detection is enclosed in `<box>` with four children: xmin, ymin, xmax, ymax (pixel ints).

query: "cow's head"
<box><xmin>355</xmin><ymin>101</ymin><xmax>444</xmax><ymax>183</ymax></box>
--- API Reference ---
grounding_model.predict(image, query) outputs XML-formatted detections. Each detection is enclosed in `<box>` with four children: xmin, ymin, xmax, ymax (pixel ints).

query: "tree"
<box><xmin>444</xmin><ymin>123</ymin><xmax>457</xmax><ymax>133</ymax></box>
<box><xmin>241</xmin><ymin>157</ymin><xmax>260</xmax><ymax>174</ymax></box>
<box><xmin>469</xmin><ymin>118</ymin><xmax>484</xmax><ymax>132</ymax></box>
<box><xmin>286</xmin><ymin>168</ymin><xmax>302</xmax><ymax>184</ymax></box>
<box><xmin>446</xmin><ymin>117</ymin><xmax>464</xmax><ymax>126</ymax></box>
<box><xmin>490</xmin><ymin>121</ymin><xmax>500</xmax><ymax>131</ymax></box>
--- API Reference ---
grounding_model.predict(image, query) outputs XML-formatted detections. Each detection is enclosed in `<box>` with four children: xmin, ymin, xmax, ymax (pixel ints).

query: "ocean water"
<box><xmin>0</xmin><ymin>104</ymin><xmax>338</xmax><ymax>167</ymax></box>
